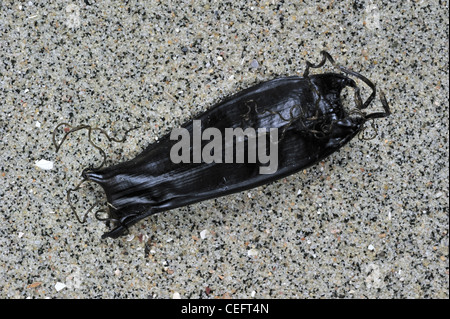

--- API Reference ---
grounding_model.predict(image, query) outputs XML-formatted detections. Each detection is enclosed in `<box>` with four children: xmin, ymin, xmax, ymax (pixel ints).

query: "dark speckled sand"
<box><xmin>0</xmin><ymin>1</ymin><xmax>448</xmax><ymax>298</ymax></box>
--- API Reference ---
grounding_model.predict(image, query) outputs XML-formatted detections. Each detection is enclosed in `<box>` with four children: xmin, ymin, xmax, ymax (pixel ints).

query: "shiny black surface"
<box><xmin>84</xmin><ymin>73</ymin><xmax>368</xmax><ymax>238</ymax></box>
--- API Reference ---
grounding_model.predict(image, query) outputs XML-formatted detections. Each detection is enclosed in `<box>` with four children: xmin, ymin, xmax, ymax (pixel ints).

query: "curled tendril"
<box><xmin>358</xmin><ymin>118</ymin><xmax>378</xmax><ymax>141</ymax></box>
<box><xmin>67</xmin><ymin>177</ymin><xmax>134</xmax><ymax>235</ymax></box>
<box><xmin>303</xmin><ymin>50</ymin><xmax>391</xmax><ymax>140</ymax></box>
<box><xmin>54</xmin><ymin>122</ymin><xmax>139</xmax><ymax>228</ymax></box>
<box><xmin>66</xmin><ymin>178</ymin><xmax>104</xmax><ymax>224</ymax></box>
<box><xmin>94</xmin><ymin>209</ymin><xmax>111</xmax><ymax>222</ymax></box>
<box><xmin>52</xmin><ymin>122</ymin><xmax>139</xmax><ymax>170</ymax></box>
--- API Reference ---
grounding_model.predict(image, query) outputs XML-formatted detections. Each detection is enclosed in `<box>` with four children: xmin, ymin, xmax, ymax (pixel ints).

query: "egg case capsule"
<box><xmin>56</xmin><ymin>51</ymin><xmax>390</xmax><ymax>239</ymax></box>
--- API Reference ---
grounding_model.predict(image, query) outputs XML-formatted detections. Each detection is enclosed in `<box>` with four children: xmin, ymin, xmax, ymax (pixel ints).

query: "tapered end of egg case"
<box><xmin>308</xmin><ymin>51</ymin><xmax>391</xmax><ymax>121</ymax></box>
<box><xmin>101</xmin><ymin>224</ymin><xmax>127</xmax><ymax>239</ymax></box>
<box><xmin>100</xmin><ymin>210</ymin><xmax>155</xmax><ymax>239</ymax></box>
<box><xmin>81</xmin><ymin>167</ymin><xmax>155</xmax><ymax>239</ymax></box>
<box><xmin>80</xmin><ymin>168</ymin><xmax>121</xmax><ymax>238</ymax></box>
<box><xmin>99</xmin><ymin>210</ymin><xmax>154</xmax><ymax>239</ymax></box>
<box><xmin>81</xmin><ymin>168</ymin><xmax>104</xmax><ymax>183</ymax></box>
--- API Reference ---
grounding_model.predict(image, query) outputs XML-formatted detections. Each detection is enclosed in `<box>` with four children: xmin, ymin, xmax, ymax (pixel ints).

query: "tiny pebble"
<box><xmin>250</xmin><ymin>59</ymin><xmax>259</xmax><ymax>68</ymax></box>
<box><xmin>55</xmin><ymin>282</ymin><xmax>66</xmax><ymax>292</ymax></box>
<box><xmin>35</xmin><ymin>159</ymin><xmax>54</xmax><ymax>170</ymax></box>
<box><xmin>368</xmin><ymin>244</ymin><xmax>375</xmax><ymax>251</ymax></box>
<box><xmin>200</xmin><ymin>229</ymin><xmax>209</xmax><ymax>239</ymax></box>
<box><xmin>251</xmin><ymin>290</ymin><xmax>256</xmax><ymax>297</ymax></box>
<box><xmin>173</xmin><ymin>292</ymin><xmax>181</xmax><ymax>299</ymax></box>
<box><xmin>247</xmin><ymin>248</ymin><xmax>258</xmax><ymax>257</ymax></box>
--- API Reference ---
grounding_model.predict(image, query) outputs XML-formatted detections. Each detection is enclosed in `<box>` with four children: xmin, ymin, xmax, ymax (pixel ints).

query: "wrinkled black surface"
<box><xmin>84</xmin><ymin>73</ymin><xmax>366</xmax><ymax>238</ymax></box>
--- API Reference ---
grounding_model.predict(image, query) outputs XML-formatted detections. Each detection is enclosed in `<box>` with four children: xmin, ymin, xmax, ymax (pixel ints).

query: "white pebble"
<box><xmin>35</xmin><ymin>159</ymin><xmax>54</xmax><ymax>170</ymax></box>
<box><xmin>18</xmin><ymin>232</ymin><xmax>24</xmax><ymax>238</ymax></box>
<box><xmin>368</xmin><ymin>244</ymin><xmax>375</xmax><ymax>251</ymax></box>
<box><xmin>251</xmin><ymin>290</ymin><xmax>256</xmax><ymax>297</ymax></box>
<box><xmin>200</xmin><ymin>229</ymin><xmax>209</xmax><ymax>239</ymax></box>
<box><xmin>55</xmin><ymin>282</ymin><xmax>66</xmax><ymax>292</ymax></box>
<box><xmin>247</xmin><ymin>248</ymin><xmax>258</xmax><ymax>257</ymax></box>
<box><xmin>35</xmin><ymin>121</ymin><xmax>41</xmax><ymax>128</ymax></box>
<box><xmin>250</xmin><ymin>59</ymin><xmax>259</xmax><ymax>68</ymax></box>
<box><xmin>173</xmin><ymin>292</ymin><xmax>181</xmax><ymax>299</ymax></box>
